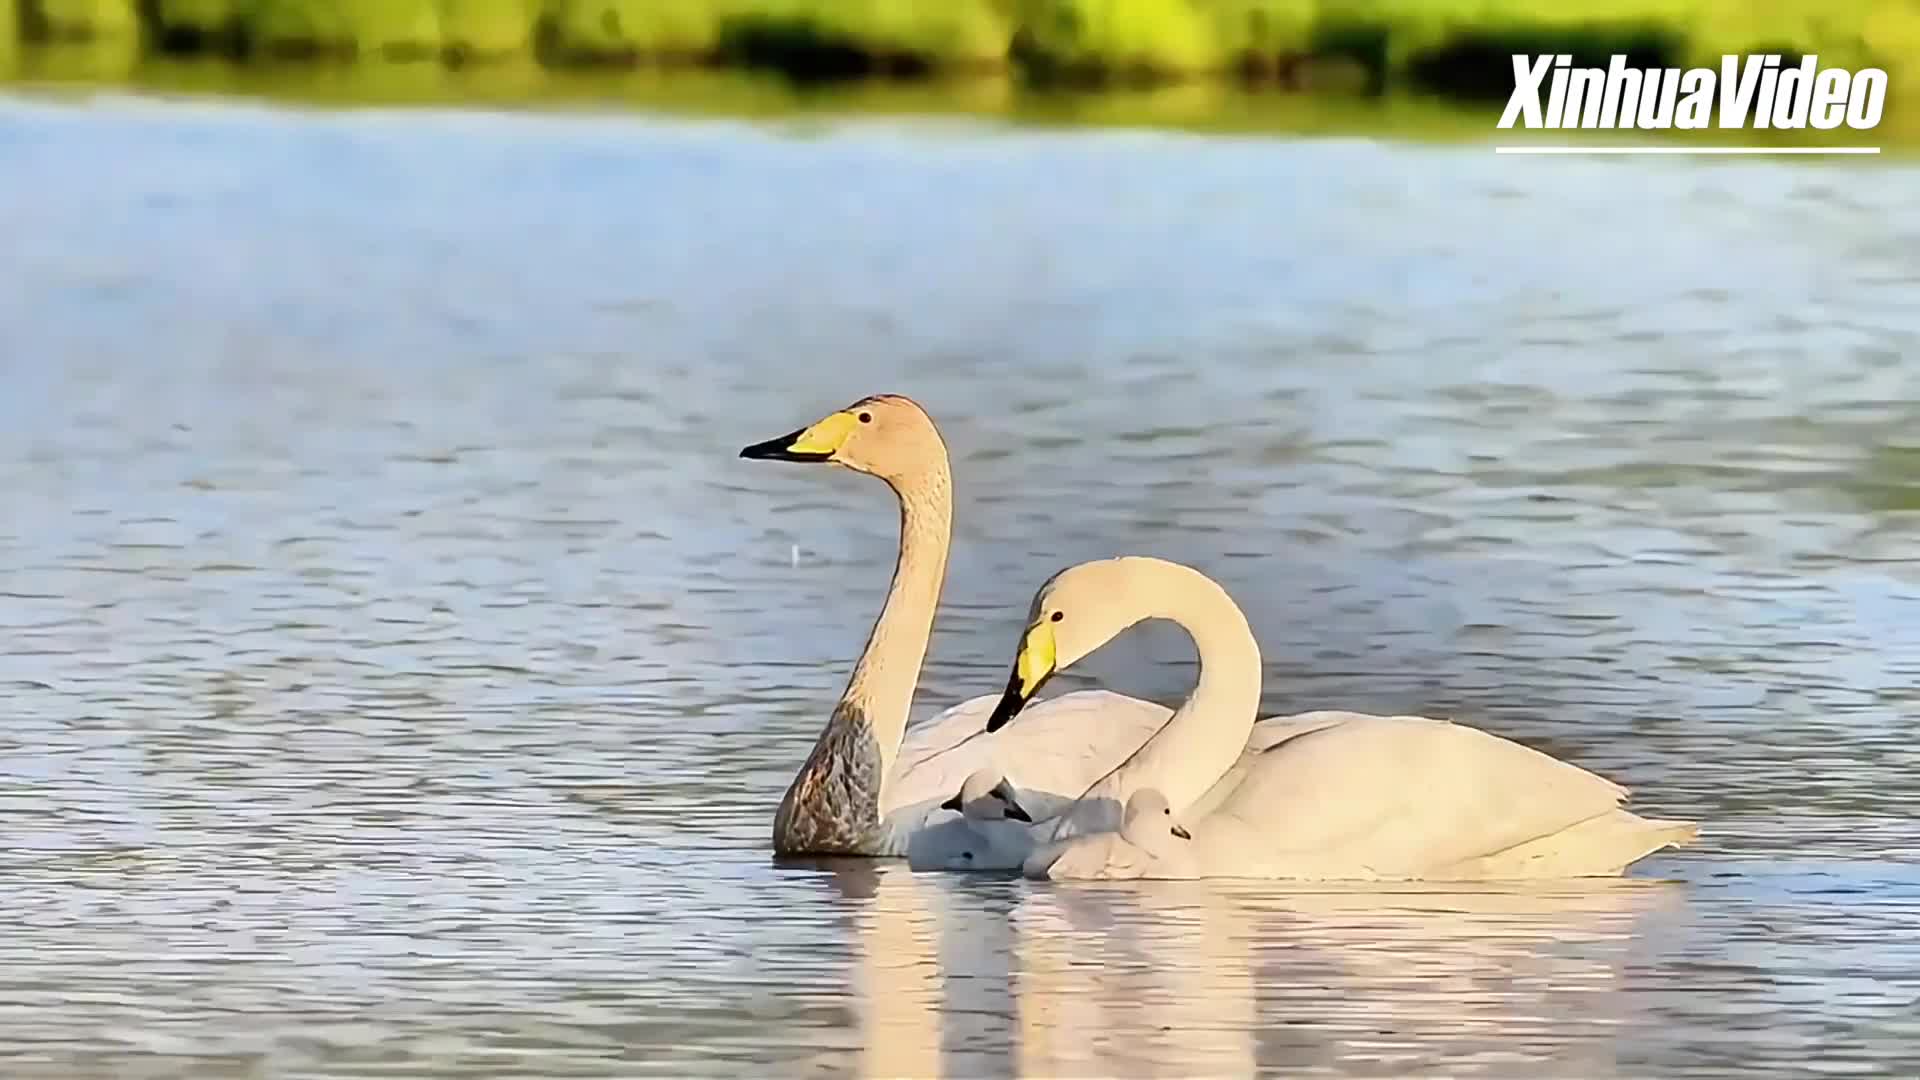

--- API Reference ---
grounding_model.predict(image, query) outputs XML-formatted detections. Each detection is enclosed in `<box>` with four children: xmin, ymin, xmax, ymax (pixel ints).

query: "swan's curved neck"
<box><xmin>773</xmin><ymin>459</ymin><xmax>952</xmax><ymax>853</ymax></box>
<box><xmin>1111</xmin><ymin>569</ymin><xmax>1263</xmax><ymax>815</ymax></box>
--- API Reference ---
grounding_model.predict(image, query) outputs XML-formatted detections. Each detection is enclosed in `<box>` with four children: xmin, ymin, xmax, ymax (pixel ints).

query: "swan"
<box><xmin>1035</xmin><ymin>788</ymin><xmax>1202</xmax><ymax>881</ymax></box>
<box><xmin>739</xmin><ymin>395</ymin><xmax>1173</xmax><ymax>856</ymax></box>
<box><xmin>906</xmin><ymin>768</ymin><xmax>1039</xmax><ymax>871</ymax></box>
<box><xmin>981</xmin><ymin>556</ymin><xmax>1699</xmax><ymax>881</ymax></box>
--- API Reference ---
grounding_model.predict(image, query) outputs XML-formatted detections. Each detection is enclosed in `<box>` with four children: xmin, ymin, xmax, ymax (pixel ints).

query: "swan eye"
<box><xmin>858</xmin><ymin>411</ymin><xmax>872</xmax><ymax>424</ymax></box>
<box><xmin>962</xmin><ymin>851</ymin><xmax>974</xmax><ymax>861</ymax></box>
<box><xmin>1163</xmin><ymin>807</ymin><xmax>1170</xmax><ymax>815</ymax></box>
<box><xmin>1050</xmin><ymin>611</ymin><xmax>1064</xmax><ymax>623</ymax></box>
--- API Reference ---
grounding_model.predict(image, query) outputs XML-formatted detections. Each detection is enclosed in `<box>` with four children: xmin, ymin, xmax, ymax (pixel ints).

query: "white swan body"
<box><xmin>982</xmin><ymin>557</ymin><xmax>1698</xmax><ymax>882</ymax></box>
<box><xmin>740</xmin><ymin>396</ymin><xmax>1173</xmax><ymax>856</ymax></box>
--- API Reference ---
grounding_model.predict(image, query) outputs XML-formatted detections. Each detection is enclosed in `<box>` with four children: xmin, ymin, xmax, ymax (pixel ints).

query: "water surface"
<box><xmin>2</xmin><ymin>90</ymin><xmax>1919</xmax><ymax>1078</ymax></box>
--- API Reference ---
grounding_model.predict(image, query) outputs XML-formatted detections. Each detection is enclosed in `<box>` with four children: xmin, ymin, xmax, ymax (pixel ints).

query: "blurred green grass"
<box><xmin>5</xmin><ymin>0</ymin><xmax>1917</xmax><ymax>104</ymax></box>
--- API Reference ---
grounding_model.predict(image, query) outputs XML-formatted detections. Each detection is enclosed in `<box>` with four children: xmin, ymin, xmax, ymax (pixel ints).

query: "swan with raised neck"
<box><xmin>740</xmin><ymin>396</ymin><xmax>1173</xmax><ymax>856</ymax></box>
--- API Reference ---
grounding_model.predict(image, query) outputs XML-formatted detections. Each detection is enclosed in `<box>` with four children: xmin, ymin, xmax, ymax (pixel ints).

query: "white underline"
<box><xmin>1494</xmin><ymin>145</ymin><xmax>1881</xmax><ymax>155</ymax></box>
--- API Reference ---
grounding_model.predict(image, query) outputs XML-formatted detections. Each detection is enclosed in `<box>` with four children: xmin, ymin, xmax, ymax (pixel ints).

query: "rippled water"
<box><xmin>3</xmin><ymin>89</ymin><xmax>1920</xmax><ymax>1078</ymax></box>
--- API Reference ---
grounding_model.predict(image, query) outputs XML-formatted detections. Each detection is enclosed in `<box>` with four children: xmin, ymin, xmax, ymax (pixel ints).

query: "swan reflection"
<box><xmin>844</xmin><ymin>868</ymin><xmax>1688</xmax><ymax>1077</ymax></box>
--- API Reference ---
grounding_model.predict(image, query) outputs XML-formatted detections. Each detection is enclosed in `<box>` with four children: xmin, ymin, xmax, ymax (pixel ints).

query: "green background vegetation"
<box><xmin>3</xmin><ymin>0</ymin><xmax>1916</xmax><ymax>103</ymax></box>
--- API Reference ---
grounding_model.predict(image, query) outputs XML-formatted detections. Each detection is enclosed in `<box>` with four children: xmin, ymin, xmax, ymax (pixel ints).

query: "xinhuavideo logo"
<box><xmin>1495</xmin><ymin>54</ymin><xmax>1889</xmax><ymax>156</ymax></box>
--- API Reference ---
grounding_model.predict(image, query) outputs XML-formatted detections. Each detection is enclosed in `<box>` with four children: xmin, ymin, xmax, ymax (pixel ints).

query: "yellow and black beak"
<box><xmin>939</xmin><ymin>791</ymin><xmax>963</xmax><ymax>812</ymax></box>
<box><xmin>985</xmin><ymin>618</ymin><xmax>1057</xmax><ymax>733</ymax></box>
<box><xmin>1172</xmin><ymin>824</ymin><xmax>1192</xmax><ymax>840</ymax></box>
<box><xmin>739</xmin><ymin>410</ymin><xmax>859</xmax><ymax>463</ymax></box>
<box><xmin>739</xmin><ymin>428</ymin><xmax>828</xmax><ymax>462</ymax></box>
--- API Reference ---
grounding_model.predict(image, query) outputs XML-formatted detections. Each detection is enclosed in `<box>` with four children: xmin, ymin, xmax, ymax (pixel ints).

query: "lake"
<box><xmin>2</xmin><ymin>84</ymin><xmax>1919</xmax><ymax>1078</ymax></box>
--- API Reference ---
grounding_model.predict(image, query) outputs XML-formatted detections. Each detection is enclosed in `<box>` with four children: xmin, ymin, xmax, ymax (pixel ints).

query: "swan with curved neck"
<box><xmin>987</xmin><ymin>557</ymin><xmax>1261</xmax><ymax>843</ymax></box>
<box><xmin>988</xmin><ymin>556</ymin><xmax>1700</xmax><ymax>881</ymax></box>
<box><xmin>740</xmin><ymin>396</ymin><xmax>1172</xmax><ymax>856</ymax></box>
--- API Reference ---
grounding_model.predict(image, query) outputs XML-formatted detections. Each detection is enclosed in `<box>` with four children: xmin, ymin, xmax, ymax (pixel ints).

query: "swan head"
<box><xmin>985</xmin><ymin>556</ymin><xmax>1193</xmax><ymax>732</ymax></box>
<box><xmin>939</xmin><ymin>768</ymin><xmax>1032</xmax><ymax>822</ymax></box>
<box><xmin>1120</xmin><ymin>788</ymin><xmax>1192</xmax><ymax>848</ymax></box>
<box><xmin>738</xmin><ymin>394</ymin><xmax>945</xmax><ymax>485</ymax></box>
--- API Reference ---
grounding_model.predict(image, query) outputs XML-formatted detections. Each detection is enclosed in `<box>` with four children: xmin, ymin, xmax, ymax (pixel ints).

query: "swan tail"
<box><xmin>1439</xmin><ymin>809</ymin><xmax>1700</xmax><ymax>879</ymax></box>
<box><xmin>1585</xmin><ymin>814</ymin><xmax>1700</xmax><ymax>876</ymax></box>
<box><xmin>1634</xmin><ymin>817</ymin><xmax>1702</xmax><ymax>857</ymax></box>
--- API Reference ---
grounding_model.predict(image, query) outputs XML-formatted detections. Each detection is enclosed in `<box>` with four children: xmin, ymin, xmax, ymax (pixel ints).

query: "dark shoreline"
<box><xmin>6</xmin><ymin>1</ymin><xmax>1915</xmax><ymax>110</ymax></box>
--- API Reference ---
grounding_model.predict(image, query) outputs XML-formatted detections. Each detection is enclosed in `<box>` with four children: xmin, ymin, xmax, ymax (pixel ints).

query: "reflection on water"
<box><xmin>756</xmin><ymin>864</ymin><xmax>1694</xmax><ymax>1077</ymax></box>
<box><xmin>819</xmin><ymin>865</ymin><xmax>1920</xmax><ymax>1078</ymax></box>
<box><xmin>2</xmin><ymin>89</ymin><xmax>1920</xmax><ymax>1077</ymax></box>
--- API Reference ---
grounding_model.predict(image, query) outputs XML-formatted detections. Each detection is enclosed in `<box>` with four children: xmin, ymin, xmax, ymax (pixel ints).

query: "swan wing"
<box><xmin>884</xmin><ymin>689</ymin><xmax>1172</xmax><ymax>822</ymax></box>
<box><xmin>1176</xmin><ymin>710</ymin><xmax>1361</xmax><ymax>824</ymax></box>
<box><xmin>1209</xmin><ymin>713</ymin><xmax>1634</xmax><ymax>878</ymax></box>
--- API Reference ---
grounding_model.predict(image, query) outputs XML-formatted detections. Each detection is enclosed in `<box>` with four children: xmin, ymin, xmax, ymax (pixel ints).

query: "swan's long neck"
<box><xmin>1111</xmin><ymin>568</ymin><xmax>1262</xmax><ymax>816</ymax></box>
<box><xmin>772</xmin><ymin>459</ymin><xmax>952</xmax><ymax>854</ymax></box>
<box><xmin>845</xmin><ymin>464</ymin><xmax>952</xmax><ymax>785</ymax></box>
